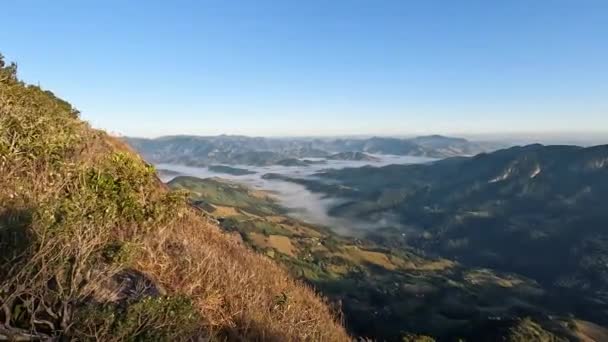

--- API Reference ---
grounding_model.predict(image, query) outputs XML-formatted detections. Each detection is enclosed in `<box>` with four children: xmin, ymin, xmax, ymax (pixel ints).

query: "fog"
<box><xmin>156</xmin><ymin>155</ymin><xmax>434</xmax><ymax>236</ymax></box>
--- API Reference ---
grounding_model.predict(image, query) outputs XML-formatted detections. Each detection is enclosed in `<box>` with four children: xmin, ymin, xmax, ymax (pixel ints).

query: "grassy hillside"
<box><xmin>0</xmin><ymin>55</ymin><xmax>347</xmax><ymax>341</ymax></box>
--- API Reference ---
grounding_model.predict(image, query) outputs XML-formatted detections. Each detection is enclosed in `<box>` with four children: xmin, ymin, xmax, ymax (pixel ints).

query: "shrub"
<box><xmin>73</xmin><ymin>295</ymin><xmax>201</xmax><ymax>341</ymax></box>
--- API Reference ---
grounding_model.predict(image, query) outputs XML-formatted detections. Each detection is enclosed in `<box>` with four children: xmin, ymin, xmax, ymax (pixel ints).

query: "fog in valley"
<box><xmin>156</xmin><ymin>155</ymin><xmax>434</xmax><ymax>236</ymax></box>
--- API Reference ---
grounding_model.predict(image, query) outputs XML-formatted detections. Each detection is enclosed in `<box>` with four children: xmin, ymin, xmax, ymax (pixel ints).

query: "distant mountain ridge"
<box><xmin>327</xmin><ymin>151</ymin><xmax>381</xmax><ymax>161</ymax></box>
<box><xmin>126</xmin><ymin>134</ymin><xmax>502</xmax><ymax>166</ymax></box>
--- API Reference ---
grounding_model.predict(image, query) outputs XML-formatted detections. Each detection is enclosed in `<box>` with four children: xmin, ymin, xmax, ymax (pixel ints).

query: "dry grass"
<box><xmin>0</xmin><ymin>55</ymin><xmax>348</xmax><ymax>341</ymax></box>
<box><xmin>267</xmin><ymin>235</ymin><xmax>297</xmax><ymax>257</ymax></box>
<box><xmin>408</xmin><ymin>258</ymin><xmax>455</xmax><ymax>272</ymax></box>
<box><xmin>136</xmin><ymin>214</ymin><xmax>342</xmax><ymax>340</ymax></box>
<box><xmin>286</xmin><ymin>223</ymin><xmax>324</xmax><ymax>238</ymax></box>
<box><xmin>248</xmin><ymin>233</ymin><xmax>297</xmax><ymax>257</ymax></box>
<box><xmin>464</xmin><ymin>269</ymin><xmax>524</xmax><ymax>288</ymax></box>
<box><xmin>263</xmin><ymin>215</ymin><xmax>324</xmax><ymax>238</ymax></box>
<box><xmin>339</xmin><ymin>246</ymin><xmax>399</xmax><ymax>270</ymax></box>
<box><xmin>334</xmin><ymin>245</ymin><xmax>455</xmax><ymax>273</ymax></box>
<box><xmin>248</xmin><ymin>189</ymin><xmax>273</xmax><ymax>200</ymax></box>
<box><xmin>572</xmin><ymin>319</ymin><xmax>608</xmax><ymax>342</ymax></box>
<box><xmin>212</xmin><ymin>205</ymin><xmax>242</xmax><ymax>217</ymax></box>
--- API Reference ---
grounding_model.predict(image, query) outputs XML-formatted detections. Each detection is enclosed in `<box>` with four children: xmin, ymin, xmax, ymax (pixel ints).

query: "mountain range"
<box><xmin>5</xmin><ymin>50</ymin><xmax>608</xmax><ymax>341</ymax></box>
<box><xmin>126</xmin><ymin>134</ymin><xmax>503</xmax><ymax>166</ymax></box>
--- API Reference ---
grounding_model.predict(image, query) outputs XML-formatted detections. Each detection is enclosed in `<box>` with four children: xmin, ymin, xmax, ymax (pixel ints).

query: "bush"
<box><xmin>73</xmin><ymin>295</ymin><xmax>200</xmax><ymax>341</ymax></box>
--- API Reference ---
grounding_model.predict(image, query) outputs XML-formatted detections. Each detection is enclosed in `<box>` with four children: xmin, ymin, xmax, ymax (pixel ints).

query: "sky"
<box><xmin>1</xmin><ymin>0</ymin><xmax>607</xmax><ymax>138</ymax></box>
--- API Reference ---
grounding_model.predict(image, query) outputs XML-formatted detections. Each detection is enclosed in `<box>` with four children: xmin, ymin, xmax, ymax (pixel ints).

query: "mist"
<box><xmin>155</xmin><ymin>155</ymin><xmax>433</xmax><ymax>236</ymax></box>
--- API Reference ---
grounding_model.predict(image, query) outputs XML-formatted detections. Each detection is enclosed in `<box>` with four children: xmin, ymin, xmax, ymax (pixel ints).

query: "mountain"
<box><xmin>275</xmin><ymin>144</ymin><xmax>608</xmax><ymax>328</ymax></box>
<box><xmin>276</xmin><ymin>158</ymin><xmax>317</xmax><ymax>167</ymax></box>
<box><xmin>126</xmin><ymin>134</ymin><xmax>501</xmax><ymax>166</ymax></box>
<box><xmin>327</xmin><ymin>151</ymin><xmax>381</xmax><ymax>162</ymax></box>
<box><xmin>411</xmin><ymin>134</ymin><xmax>498</xmax><ymax>156</ymax></box>
<box><xmin>168</xmin><ymin>175</ymin><xmax>608</xmax><ymax>341</ymax></box>
<box><xmin>0</xmin><ymin>55</ymin><xmax>347</xmax><ymax>341</ymax></box>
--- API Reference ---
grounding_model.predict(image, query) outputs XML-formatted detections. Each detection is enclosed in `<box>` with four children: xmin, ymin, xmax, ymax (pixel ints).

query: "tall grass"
<box><xmin>0</xmin><ymin>54</ymin><xmax>347</xmax><ymax>341</ymax></box>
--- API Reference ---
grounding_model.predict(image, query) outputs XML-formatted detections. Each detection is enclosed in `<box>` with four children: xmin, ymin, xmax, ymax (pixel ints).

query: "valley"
<box><xmin>4</xmin><ymin>2</ymin><xmax>607</xmax><ymax>340</ymax></box>
<box><xmin>256</xmin><ymin>144</ymin><xmax>608</xmax><ymax>335</ymax></box>
<box><xmin>154</xmin><ymin>154</ymin><xmax>434</xmax><ymax>236</ymax></box>
<box><xmin>165</xmin><ymin>175</ymin><xmax>607</xmax><ymax>341</ymax></box>
<box><xmin>143</xmin><ymin>141</ymin><xmax>608</xmax><ymax>341</ymax></box>
<box><xmin>3</xmin><ymin>52</ymin><xmax>606</xmax><ymax>340</ymax></box>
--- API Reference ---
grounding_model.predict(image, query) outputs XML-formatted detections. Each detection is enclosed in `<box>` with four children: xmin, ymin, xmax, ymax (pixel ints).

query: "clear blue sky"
<box><xmin>1</xmin><ymin>0</ymin><xmax>607</xmax><ymax>137</ymax></box>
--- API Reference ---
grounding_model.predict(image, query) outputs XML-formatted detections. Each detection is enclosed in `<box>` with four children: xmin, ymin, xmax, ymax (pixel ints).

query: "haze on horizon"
<box><xmin>1</xmin><ymin>0</ymin><xmax>607</xmax><ymax>138</ymax></box>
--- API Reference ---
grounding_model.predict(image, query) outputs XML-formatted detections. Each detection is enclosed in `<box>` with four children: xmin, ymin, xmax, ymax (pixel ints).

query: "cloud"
<box><xmin>155</xmin><ymin>155</ymin><xmax>428</xmax><ymax>236</ymax></box>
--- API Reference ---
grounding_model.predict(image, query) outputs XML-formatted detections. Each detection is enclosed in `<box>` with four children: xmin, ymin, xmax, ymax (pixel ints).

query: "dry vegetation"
<box><xmin>572</xmin><ymin>320</ymin><xmax>608</xmax><ymax>342</ymax></box>
<box><xmin>0</xmin><ymin>54</ymin><xmax>347</xmax><ymax>341</ymax></box>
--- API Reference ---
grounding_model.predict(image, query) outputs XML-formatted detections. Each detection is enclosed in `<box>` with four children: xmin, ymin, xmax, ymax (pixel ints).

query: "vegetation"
<box><xmin>168</xmin><ymin>176</ymin><xmax>283</xmax><ymax>216</ymax></box>
<box><xmin>0</xmin><ymin>54</ymin><xmax>347</xmax><ymax>341</ymax></box>
<box><xmin>504</xmin><ymin>318</ymin><xmax>564</xmax><ymax>342</ymax></box>
<box><xmin>275</xmin><ymin>143</ymin><xmax>608</xmax><ymax>335</ymax></box>
<box><xmin>330</xmin><ymin>146</ymin><xmax>608</xmax><ymax>287</ymax></box>
<box><xmin>326</xmin><ymin>152</ymin><xmax>381</xmax><ymax>162</ymax></box>
<box><xmin>169</xmin><ymin>175</ymin><xmax>606</xmax><ymax>341</ymax></box>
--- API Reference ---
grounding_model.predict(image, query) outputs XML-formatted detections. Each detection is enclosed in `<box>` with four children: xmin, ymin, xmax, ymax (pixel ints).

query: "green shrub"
<box><xmin>0</xmin><ymin>61</ymin><xmax>83</xmax><ymax>168</ymax></box>
<box><xmin>73</xmin><ymin>295</ymin><xmax>200</xmax><ymax>341</ymax></box>
<box><xmin>402</xmin><ymin>333</ymin><xmax>436</xmax><ymax>342</ymax></box>
<box><xmin>116</xmin><ymin>295</ymin><xmax>200</xmax><ymax>341</ymax></box>
<box><xmin>102</xmin><ymin>241</ymin><xmax>138</xmax><ymax>265</ymax></box>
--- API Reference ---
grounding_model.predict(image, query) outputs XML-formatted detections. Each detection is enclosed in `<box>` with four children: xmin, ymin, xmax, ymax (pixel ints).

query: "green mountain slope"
<box><xmin>169</xmin><ymin>175</ymin><xmax>605</xmax><ymax>341</ymax></box>
<box><xmin>277</xmin><ymin>144</ymin><xmax>608</xmax><ymax>327</ymax></box>
<box><xmin>208</xmin><ymin>164</ymin><xmax>257</xmax><ymax>175</ymax></box>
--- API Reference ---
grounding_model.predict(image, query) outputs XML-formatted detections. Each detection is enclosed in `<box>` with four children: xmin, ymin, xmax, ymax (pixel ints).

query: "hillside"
<box><xmin>327</xmin><ymin>152</ymin><xmax>381</xmax><ymax>162</ymax></box>
<box><xmin>126</xmin><ymin>134</ymin><xmax>499</xmax><ymax>167</ymax></box>
<box><xmin>275</xmin><ymin>144</ymin><xmax>608</xmax><ymax>328</ymax></box>
<box><xmin>275</xmin><ymin>158</ymin><xmax>315</xmax><ymax>167</ymax></box>
<box><xmin>0</xmin><ymin>55</ymin><xmax>347</xmax><ymax>341</ymax></box>
<box><xmin>168</xmin><ymin>175</ymin><xmax>607</xmax><ymax>341</ymax></box>
<box><xmin>208</xmin><ymin>164</ymin><xmax>257</xmax><ymax>175</ymax></box>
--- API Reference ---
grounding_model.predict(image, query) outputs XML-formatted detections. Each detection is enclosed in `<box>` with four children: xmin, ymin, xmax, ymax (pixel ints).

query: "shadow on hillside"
<box><xmin>0</xmin><ymin>207</ymin><xmax>35</xmax><ymax>276</ymax></box>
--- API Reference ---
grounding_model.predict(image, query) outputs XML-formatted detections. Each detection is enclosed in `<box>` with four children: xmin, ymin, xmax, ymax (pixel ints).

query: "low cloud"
<box><xmin>156</xmin><ymin>155</ymin><xmax>428</xmax><ymax>236</ymax></box>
